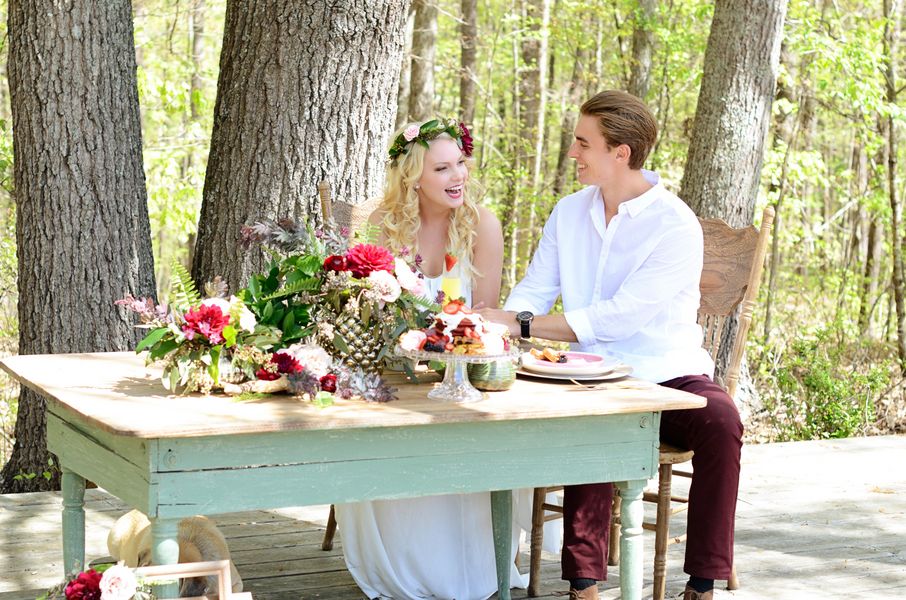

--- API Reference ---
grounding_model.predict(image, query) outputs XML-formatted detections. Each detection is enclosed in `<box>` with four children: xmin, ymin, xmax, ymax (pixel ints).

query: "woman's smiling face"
<box><xmin>416</xmin><ymin>137</ymin><xmax>468</xmax><ymax>211</ymax></box>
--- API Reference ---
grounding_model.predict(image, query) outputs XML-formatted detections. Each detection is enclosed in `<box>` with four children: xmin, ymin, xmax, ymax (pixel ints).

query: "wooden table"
<box><xmin>1</xmin><ymin>352</ymin><xmax>705</xmax><ymax>600</ymax></box>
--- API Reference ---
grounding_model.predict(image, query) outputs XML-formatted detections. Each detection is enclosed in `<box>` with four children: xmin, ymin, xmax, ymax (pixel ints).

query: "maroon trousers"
<box><xmin>561</xmin><ymin>374</ymin><xmax>742</xmax><ymax>581</ymax></box>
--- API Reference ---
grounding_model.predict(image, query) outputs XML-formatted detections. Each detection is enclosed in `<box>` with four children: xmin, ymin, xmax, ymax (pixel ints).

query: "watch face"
<box><xmin>516</xmin><ymin>311</ymin><xmax>533</xmax><ymax>323</ymax></box>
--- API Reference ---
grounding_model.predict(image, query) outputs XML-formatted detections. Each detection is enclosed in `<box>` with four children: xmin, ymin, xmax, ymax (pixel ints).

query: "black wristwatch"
<box><xmin>515</xmin><ymin>311</ymin><xmax>534</xmax><ymax>339</ymax></box>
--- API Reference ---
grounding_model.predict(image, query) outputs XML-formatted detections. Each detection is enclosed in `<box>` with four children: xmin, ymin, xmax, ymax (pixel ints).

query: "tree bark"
<box><xmin>192</xmin><ymin>1</ymin><xmax>410</xmax><ymax>291</ymax></box>
<box><xmin>627</xmin><ymin>0</ymin><xmax>656</xmax><ymax>100</ymax></box>
<box><xmin>459</xmin><ymin>0</ymin><xmax>478</xmax><ymax>125</ymax></box>
<box><xmin>396</xmin><ymin>7</ymin><xmax>415</xmax><ymax>129</ymax></box>
<box><xmin>680</xmin><ymin>0</ymin><xmax>788</xmax><ymax>227</ymax></box>
<box><xmin>515</xmin><ymin>0</ymin><xmax>550</xmax><ymax>268</ymax></box>
<box><xmin>3</xmin><ymin>0</ymin><xmax>156</xmax><ymax>493</ymax></box>
<box><xmin>883</xmin><ymin>0</ymin><xmax>906</xmax><ymax>368</ymax></box>
<box><xmin>553</xmin><ymin>41</ymin><xmax>589</xmax><ymax>198</ymax></box>
<box><xmin>408</xmin><ymin>0</ymin><xmax>437</xmax><ymax>121</ymax></box>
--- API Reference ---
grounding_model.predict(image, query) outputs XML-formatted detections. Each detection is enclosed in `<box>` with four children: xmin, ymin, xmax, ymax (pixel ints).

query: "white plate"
<box><xmin>521</xmin><ymin>351</ymin><xmax>614</xmax><ymax>376</ymax></box>
<box><xmin>516</xmin><ymin>363</ymin><xmax>633</xmax><ymax>382</ymax></box>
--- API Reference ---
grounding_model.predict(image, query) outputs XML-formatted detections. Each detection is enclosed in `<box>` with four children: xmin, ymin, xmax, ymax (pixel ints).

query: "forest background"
<box><xmin>0</xmin><ymin>0</ymin><xmax>904</xmax><ymax>486</ymax></box>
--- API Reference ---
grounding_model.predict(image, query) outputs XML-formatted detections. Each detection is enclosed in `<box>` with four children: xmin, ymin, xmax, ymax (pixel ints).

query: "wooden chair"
<box><xmin>527</xmin><ymin>206</ymin><xmax>775</xmax><ymax>599</ymax></box>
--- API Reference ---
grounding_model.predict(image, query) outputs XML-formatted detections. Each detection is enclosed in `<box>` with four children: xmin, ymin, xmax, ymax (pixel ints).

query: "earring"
<box><xmin>414</xmin><ymin>184</ymin><xmax>420</xmax><ymax>190</ymax></box>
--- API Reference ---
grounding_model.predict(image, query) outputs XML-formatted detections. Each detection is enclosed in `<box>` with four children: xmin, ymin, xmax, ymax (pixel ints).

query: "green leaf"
<box><xmin>282</xmin><ymin>311</ymin><xmax>295</xmax><ymax>332</ymax></box>
<box><xmin>148</xmin><ymin>338</ymin><xmax>179</xmax><ymax>360</ymax></box>
<box><xmin>313</xmin><ymin>391</ymin><xmax>334</xmax><ymax>408</ymax></box>
<box><xmin>420</xmin><ymin>119</ymin><xmax>439</xmax><ymax>131</ymax></box>
<box><xmin>332</xmin><ymin>332</ymin><xmax>351</xmax><ymax>355</ymax></box>
<box><xmin>169</xmin><ymin>260</ymin><xmax>202</xmax><ymax>312</ymax></box>
<box><xmin>136</xmin><ymin>327</ymin><xmax>169</xmax><ymax>353</ymax></box>
<box><xmin>360</xmin><ymin>301</ymin><xmax>372</xmax><ymax>326</ymax></box>
<box><xmin>222</xmin><ymin>325</ymin><xmax>237</xmax><ymax>347</ymax></box>
<box><xmin>208</xmin><ymin>346</ymin><xmax>222</xmax><ymax>383</ymax></box>
<box><xmin>247</xmin><ymin>275</ymin><xmax>261</xmax><ymax>299</ymax></box>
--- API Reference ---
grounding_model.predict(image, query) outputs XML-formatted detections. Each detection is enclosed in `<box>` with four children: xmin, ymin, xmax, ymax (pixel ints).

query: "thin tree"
<box><xmin>192</xmin><ymin>1</ymin><xmax>411</xmax><ymax>291</ymax></box>
<box><xmin>883</xmin><ymin>0</ymin><xmax>906</xmax><ymax>368</ymax></box>
<box><xmin>408</xmin><ymin>0</ymin><xmax>437</xmax><ymax>122</ymax></box>
<box><xmin>2</xmin><ymin>0</ymin><xmax>156</xmax><ymax>493</ymax></box>
<box><xmin>627</xmin><ymin>0</ymin><xmax>656</xmax><ymax>100</ymax></box>
<box><xmin>396</xmin><ymin>7</ymin><xmax>416</xmax><ymax>130</ymax></box>
<box><xmin>459</xmin><ymin>0</ymin><xmax>478</xmax><ymax>125</ymax></box>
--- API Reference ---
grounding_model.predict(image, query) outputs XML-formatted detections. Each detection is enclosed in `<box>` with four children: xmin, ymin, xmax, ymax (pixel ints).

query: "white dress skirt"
<box><xmin>335</xmin><ymin>269</ymin><xmax>562</xmax><ymax>599</ymax></box>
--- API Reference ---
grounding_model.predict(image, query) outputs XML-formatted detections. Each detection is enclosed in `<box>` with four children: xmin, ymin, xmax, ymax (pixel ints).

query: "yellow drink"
<box><xmin>441</xmin><ymin>276</ymin><xmax>462</xmax><ymax>302</ymax></box>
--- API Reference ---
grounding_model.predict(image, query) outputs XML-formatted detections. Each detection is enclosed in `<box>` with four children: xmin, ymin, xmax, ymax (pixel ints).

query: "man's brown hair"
<box><xmin>580</xmin><ymin>90</ymin><xmax>658</xmax><ymax>170</ymax></box>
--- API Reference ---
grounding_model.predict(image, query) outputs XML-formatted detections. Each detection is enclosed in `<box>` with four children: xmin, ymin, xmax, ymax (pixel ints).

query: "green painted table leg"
<box><xmin>490</xmin><ymin>489</ymin><xmax>512</xmax><ymax>600</ymax></box>
<box><xmin>150</xmin><ymin>517</ymin><xmax>180</xmax><ymax>599</ymax></box>
<box><xmin>61</xmin><ymin>468</ymin><xmax>86</xmax><ymax>577</ymax></box>
<box><xmin>616</xmin><ymin>479</ymin><xmax>646</xmax><ymax>600</ymax></box>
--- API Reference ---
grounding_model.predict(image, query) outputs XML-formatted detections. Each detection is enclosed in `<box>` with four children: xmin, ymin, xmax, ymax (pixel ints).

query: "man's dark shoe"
<box><xmin>682</xmin><ymin>585</ymin><xmax>713</xmax><ymax>600</ymax></box>
<box><xmin>568</xmin><ymin>585</ymin><xmax>599</xmax><ymax>600</ymax></box>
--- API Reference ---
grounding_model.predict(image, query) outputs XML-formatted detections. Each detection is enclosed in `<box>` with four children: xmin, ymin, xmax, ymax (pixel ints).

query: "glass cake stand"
<box><xmin>395</xmin><ymin>346</ymin><xmax>521</xmax><ymax>403</ymax></box>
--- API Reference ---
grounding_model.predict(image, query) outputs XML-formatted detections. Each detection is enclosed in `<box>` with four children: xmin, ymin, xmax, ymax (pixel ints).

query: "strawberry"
<box><xmin>444</xmin><ymin>253</ymin><xmax>458</xmax><ymax>272</ymax></box>
<box><xmin>445</xmin><ymin>343</ymin><xmax>454</xmax><ymax>351</ymax></box>
<box><xmin>443</xmin><ymin>300</ymin><xmax>463</xmax><ymax>314</ymax></box>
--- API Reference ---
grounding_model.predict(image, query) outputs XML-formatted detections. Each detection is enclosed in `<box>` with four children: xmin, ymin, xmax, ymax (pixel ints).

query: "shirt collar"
<box><xmin>618</xmin><ymin>169</ymin><xmax>662</xmax><ymax>218</ymax></box>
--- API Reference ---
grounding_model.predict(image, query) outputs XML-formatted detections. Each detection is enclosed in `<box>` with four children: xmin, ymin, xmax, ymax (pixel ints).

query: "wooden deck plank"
<box><xmin>1</xmin><ymin>435</ymin><xmax>904</xmax><ymax>599</ymax></box>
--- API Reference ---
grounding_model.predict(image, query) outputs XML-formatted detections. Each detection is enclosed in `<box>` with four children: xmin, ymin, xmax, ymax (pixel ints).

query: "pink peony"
<box><xmin>345</xmin><ymin>243</ymin><xmax>395</xmax><ymax>278</ymax></box>
<box><xmin>399</xmin><ymin>329</ymin><xmax>427</xmax><ymax>352</ymax></box>
<box><xmin>403</xmin><ymin>125</ymin><xmax>420</xmax><ymax>141</ymax></box>
<box><xmin>182</xmin><ymin>304</ymin><xmax>230</xmax><ymax>344</ymax></box>
<box><xmin>65</xmin><ymin>569</ymin><xmax>102</xmax><ymax>600</ymax></box>
<box><xmin>368</xmin><ymin>269</ymin><xmax>402</xmax><ymax>302</ymax></box>
<box><xmin>395</xmin><ymin>258</ymin><xmax>426</xmax><ymax>296</ymax></box>
<box><xmin>99</xmin><ymin>563</ymin><xmax>137</xmax><ymax>600</ymax></box>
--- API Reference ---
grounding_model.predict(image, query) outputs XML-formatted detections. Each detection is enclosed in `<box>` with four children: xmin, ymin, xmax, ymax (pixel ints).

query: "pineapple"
<box><xmin>320</xmin><ymin>308</ymin><xmax>385</xmax><ymax>374</ymax></box>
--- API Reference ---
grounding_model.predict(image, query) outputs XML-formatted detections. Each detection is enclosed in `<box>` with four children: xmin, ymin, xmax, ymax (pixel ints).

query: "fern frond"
<box><xmin>261</xmin><ymin>277</ymin><xmax>322</xmax><ymax>301</ymax></box>
<box><xmin>169</xmin><ymin>260</ymin><xmax>202</xmax><ymax>312</ymax></box>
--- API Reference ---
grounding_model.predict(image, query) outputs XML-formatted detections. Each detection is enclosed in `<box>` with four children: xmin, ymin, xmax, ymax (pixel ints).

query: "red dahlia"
<box><xmin>319</xmin><ymin>373</ymin><xmax>337</xmax><ymax>393</ymax></box>
<box><xmin>64</xmin><ymin>569</ymin><xmax>102</xmax><ymax>600</ymax></box>
<box><xmin>272</xmin><ymin>352</ymin><xmax>304</xmax><ymax>375</ymax></box>
<box><xmin>344</xmin><ymin>243</ymin><xmax>395</xmax><ymax>278</ymax></box>
<box><xmin>182</xmin><ymin>304</ymin><xmax>230</xmax><ymax>344</ymax></box>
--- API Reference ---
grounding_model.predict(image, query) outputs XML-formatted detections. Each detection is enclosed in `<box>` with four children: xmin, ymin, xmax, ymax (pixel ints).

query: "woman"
<box><xmin>333</xmin><ymin>118</ymin><xmax>522</xmax><ymax>600</ymax></box>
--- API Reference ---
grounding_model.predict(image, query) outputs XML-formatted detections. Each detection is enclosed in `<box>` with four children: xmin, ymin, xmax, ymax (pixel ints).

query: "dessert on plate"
<box><xmin>398</xmin><ymin>299</ymin><xmax>511</xmax><ymax>355</ymax></box>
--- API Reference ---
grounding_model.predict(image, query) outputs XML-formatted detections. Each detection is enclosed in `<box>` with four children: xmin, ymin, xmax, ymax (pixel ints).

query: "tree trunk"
<box><xmin>680</xmin><ymin>0</ymin><xmax>788</xmax><ymax>227</ymax></box>
<box><xmin>183</xmin><ymin>0</ymin><xmax>206</xmax><ymax>274</ymax></box>
<box><xmin>192</xmin><ymin>1</ymin><xmax>410</xmax><ymax>291</ymax></box>
<box><xmin>627</xmin><ymin>0</ymin><xmax>656</xmax><ymax>100</ymax></box>
<box><xmin>553</xmin><ymin>41</ymin><xmax>589</xmax><ymax>198</ymax></box>
<box><xmin>3</xmin><ymin>0</ymin><xmax>156</xmax><ymax>493</ymax></box>
<box><xmin>459</xmin><ymin>0</ymin><xmax>478</xmax><ymax>125</ymax></box>
<box><xmin>515</xmin><ymin>0</ymin><xmax>550</xmax><ymax>269</ymax></box>
<box><xmin>883</xmin><ymin>0</ymin><xmax>906</xmax><ymax>369</ymax></box>
<box><xmin>396</xmin><ymin>7</ymin><xmax>415</xmax><ymax>129</ymax></box>
<box><xmin>408</xmin><ymin>0</ymin><xmax>437</xmax><ymax>121</ymax></box>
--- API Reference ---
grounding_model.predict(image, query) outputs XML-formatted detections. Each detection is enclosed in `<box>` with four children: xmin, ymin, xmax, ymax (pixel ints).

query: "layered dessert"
<box><xmin>399</xmin><ymin>299</ymin><xmax>511</xmax><ymax>355</ymax></box>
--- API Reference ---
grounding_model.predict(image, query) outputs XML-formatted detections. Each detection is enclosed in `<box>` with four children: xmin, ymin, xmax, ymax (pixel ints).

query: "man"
<box><xmin>480</xmin><ymin>90</ymin><xmax>741</xmax><ymax>600</ymax></box>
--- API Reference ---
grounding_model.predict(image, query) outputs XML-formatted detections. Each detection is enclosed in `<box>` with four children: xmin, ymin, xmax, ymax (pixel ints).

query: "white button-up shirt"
<box><xmin>504</xmin><ymin>171</ymin><xmax>714</xmax><ymax>383</ymax></box>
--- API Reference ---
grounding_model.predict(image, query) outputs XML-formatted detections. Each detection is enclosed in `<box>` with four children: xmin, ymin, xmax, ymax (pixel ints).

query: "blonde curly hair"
<box><xmin>378</xmin><ymin>122</ymin><xmax>481</xmax><ymax>280</ymax></box>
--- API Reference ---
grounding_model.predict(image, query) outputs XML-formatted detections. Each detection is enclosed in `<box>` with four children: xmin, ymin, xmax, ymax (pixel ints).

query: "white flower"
<box><xmin>403</xmin><ymin>125</ymin><xmax>420</xmax><ymax>141</ymax></box>
<box><xmin>395</xmin><ymin>258</ymin><xmax>426</xmax><ymax>297</ymax></box>
<box><xmin>99</xmin><ymin>562</ymin><xmax>138</xmax><ymax>600</ymax></box>
<box><xmin>368</xmin><ymin>269</ymin><xmax>402</xmax><ymax>303</ymax></box>
<box><xmin>399</xmin><ymin>329</ymin><xmax>427</xmax><ymax>352</ymax></box>
<box><xmin>286</xmin><ymin>343</ymin><xmax>333</xmax><ymax>378</ymax></box>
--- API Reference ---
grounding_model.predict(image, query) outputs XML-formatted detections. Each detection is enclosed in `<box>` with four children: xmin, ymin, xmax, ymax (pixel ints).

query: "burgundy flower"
<box><xmin>272</xmin><ymin>352</ymin><xmax>304</xmax><ymax>375</ymax></box>
<box><xmin>256</xmin><ymin>367</ymin><xmax>280</xmax><ymax>381</ymax></box>
<box><xmin>65</xmin><ymin>569</ymin><xmax>102</xmax><ymax>600</ymax></box>
<box><xmin>344</xmin><ymin>243</ymin><xmax>395</xmax><ymax>278</ymax></box>
<box><xmin>459</xmin><ymin>122</ymin><xmax>473</xmax><ymax>157</ymax></box>
<box><xmin>323</xmin><ymin>255</ymin><xmax>348</xmax><ymax>272</ymax></box>
<box><xmin>319</xmin><ymin>373</ymin><xmax>337</xmax><ymax>393</ymax></box>
<box><xmin>182</xmin><ymin>304</ymin><xmax>230</xmax><ymax>344</ymax></box>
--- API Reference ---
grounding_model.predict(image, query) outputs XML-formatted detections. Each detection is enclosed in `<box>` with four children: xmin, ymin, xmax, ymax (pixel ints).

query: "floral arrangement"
<box><xmin>388</xmin><ymin>118</ymin><xmax>473</xmax><ymax>163</ymax></box>
<box><xmin>118</xmin><ymin>218</ymin><xmax>435</xmax><ymax>404</ymax></box>
<box><xmin>39</xmin><ymin>562</ymin><xmax>151</xmax><ymax>600</ymax></box>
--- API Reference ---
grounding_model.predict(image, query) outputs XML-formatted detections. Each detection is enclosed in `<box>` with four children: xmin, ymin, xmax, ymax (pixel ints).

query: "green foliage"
<box><xmin>168</xmin><ymin>260</ymin><xmax>202</xmax><ymax>313</ymax></box>
<box><xmin>758</xmin><ymin>320</ymin><xmax>891</xmax><ymax>441</ymax></box>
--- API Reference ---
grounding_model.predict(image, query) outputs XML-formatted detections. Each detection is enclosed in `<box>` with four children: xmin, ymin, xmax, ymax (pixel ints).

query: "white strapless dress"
<box><xmin>335</xmin><ymin>268</ymin><xmax>562</xmax><ymax>599</ymax></box>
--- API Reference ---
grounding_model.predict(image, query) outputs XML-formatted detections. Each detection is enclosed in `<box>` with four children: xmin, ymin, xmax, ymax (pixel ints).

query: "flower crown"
<box><xmin>388</xmin><ymin>118</ymin><xmax>473</xmax><ymax>164</ymax></box>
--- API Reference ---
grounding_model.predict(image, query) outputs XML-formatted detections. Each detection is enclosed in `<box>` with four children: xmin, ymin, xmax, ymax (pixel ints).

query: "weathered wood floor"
<box><xmin>2</xmin><ymin>435</ymin><xmax>905</xmax><ymax>599</ymax></box>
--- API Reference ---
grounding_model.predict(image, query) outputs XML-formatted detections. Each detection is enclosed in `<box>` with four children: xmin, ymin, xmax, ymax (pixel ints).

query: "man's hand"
<box><xmin>477</xmin><ymin>308</ymin><xmax>520</xmax><ymax>337</ymax></box>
